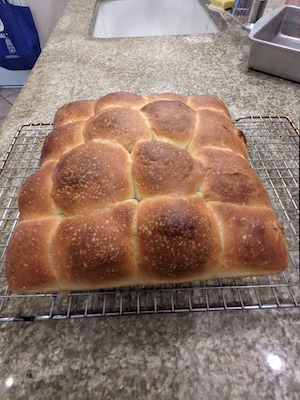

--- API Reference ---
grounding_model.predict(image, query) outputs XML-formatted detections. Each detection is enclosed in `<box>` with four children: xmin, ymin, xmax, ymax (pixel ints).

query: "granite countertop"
<box><xmin>0</xmin><ymin>0</ymin><xmax>299</xmax><ymax>159</ymax></box>
<box><xmin>0</xmin><ymin>1</ymin><xmax>299</xmax><ymax>399</ymax></box>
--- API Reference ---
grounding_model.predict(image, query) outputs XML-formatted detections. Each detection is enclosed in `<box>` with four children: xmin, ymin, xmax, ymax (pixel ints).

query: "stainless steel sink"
<box><xmin>91</xmin><ymin>0</ymin><xmax>222</xmax><ymax>38</ymax></box>
<box><xmin>248</xmin><ymin>5</ymin><xmax>300</xmax><ymax>83</ymax></box>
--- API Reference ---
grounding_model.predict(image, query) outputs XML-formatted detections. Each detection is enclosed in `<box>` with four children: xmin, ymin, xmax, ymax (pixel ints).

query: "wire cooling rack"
<box><xmin>0</xmin><ymin>116</ymin><xmax>299</xmax><ymax>321</ymax></box>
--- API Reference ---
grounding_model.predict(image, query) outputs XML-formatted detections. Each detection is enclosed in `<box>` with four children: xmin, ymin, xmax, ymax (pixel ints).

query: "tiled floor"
<box><xmin>0</xmin><ymin>88</ymin><xmax>21</xmax><ymax>130</ymax></box>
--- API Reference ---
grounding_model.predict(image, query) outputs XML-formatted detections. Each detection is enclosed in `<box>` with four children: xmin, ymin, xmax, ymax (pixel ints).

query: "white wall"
<box><xmin>0</xmin><ymin>0</ymin><xmax>68</xmax><ymax>86</ymax></box>
<box><xmin>22</xmin><ymin>0</ymin><xmax>69</xmax><ymax>48</ymax></box>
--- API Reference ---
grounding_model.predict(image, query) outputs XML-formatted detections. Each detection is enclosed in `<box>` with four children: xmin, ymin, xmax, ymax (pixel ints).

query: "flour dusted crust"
<box><xmin>5</xmin><ymin>92</ymin><xmax>288</xmax><ymax>293</ymax></box>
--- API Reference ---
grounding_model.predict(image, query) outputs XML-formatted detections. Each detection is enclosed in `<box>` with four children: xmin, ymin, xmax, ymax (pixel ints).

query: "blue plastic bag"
<box><xmin>0</xmin><ymin>1</ymin><xmax>41</xmax><ymax>70</ymax></box>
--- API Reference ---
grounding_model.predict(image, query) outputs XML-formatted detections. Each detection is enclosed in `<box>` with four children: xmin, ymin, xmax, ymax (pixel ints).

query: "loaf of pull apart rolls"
<box><xmin>5</xmin><ymin>92</ymin><xmax>288</xmax><ymax>293</ymax></box>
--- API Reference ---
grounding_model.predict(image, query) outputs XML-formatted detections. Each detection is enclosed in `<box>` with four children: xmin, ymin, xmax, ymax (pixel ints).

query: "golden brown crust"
<box><xmin>136</xmin><ymin>195</ymin><xmax>222</xmax><ymax>284</ymax></box>
<box><xmin>51</xmin><ymin>201</ymin><xmax>138</xmax><ymax>290</ymax></box>
<box><xmin>18</xmin><ymin>161</ymin><xmax>58</xmax><ymax>221</ymax></box>
<box><xmin>5</xmin><ymin>218</ymin><xmax>61</xmax><ymax>293</ymax></box>
<box><xmin>5</xmin><ymin>92</ymin><xmax>289</xmax><ymax>293</ymax></box>
<box><xmin>188</xmin><ymin>94</ymin><xmax>231</xmax><ymax>119</ymax></box>
<box><xmin>141</xmin><ymin>100</ymin><xmax>197</xmax><ymax>147</ymax></box>
<box><xmin>132</xmin><ymin>141</ymin><xmax>205</xmax><ymax>199</ymax></box>
<box><xmin>53</xmin><ymin>100</ymin><xmax>96</xmax><ymax>128</ymax></box>
<box><xmin>52</xmin><ymin>141</ymin><xmax>134</xmax><ymax>215</ymax></box>
<box><xmin>195</xmin><ymin>147</ymin><xmax>271</xmax><ymax>207</ymax></box>
<box><xmin>187</xmin><ymin>110</ymin><xmax>248</xmax><ymax>159</ymax></box>
<box><xmin>94</xmin><ymin>92</ymin><xmax>146</xmax><ymax>113</ymax></box>
<box><xmin>146</xmin><ymin>92</ymin><xmax>188</xmax><ymax>104</ymax></box>
<box><xmin>40</xmin><ymin>122</ymin><xmax>86</xmax><ymax>166</ymax></box>
<box><xmin>83</xmin><ymin>108</ymin><xmax>151</xmax><ymax>151</ymax></box>
<box><xmin>210</xmin><ymin>202</ymin><xmax>288</xmax><ymax>276</ymax></box>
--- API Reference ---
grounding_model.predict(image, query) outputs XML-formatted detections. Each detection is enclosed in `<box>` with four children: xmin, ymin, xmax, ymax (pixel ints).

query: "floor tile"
<box><xmin>0</xmin><ymin>88</ymin><xmax>19</xmax><ymax>99</ymax></box>
<box><xmin>5</xmin><ymin>92</ymin><xmax>19</xmax><ymax>105</ymax></box>
<box><xmin>0</xmin><ymin>97</ymin><xmax>12</xmax><ymax>120</ymax></box>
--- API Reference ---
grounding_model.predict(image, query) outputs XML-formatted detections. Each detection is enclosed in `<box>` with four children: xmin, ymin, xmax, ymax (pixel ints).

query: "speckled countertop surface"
<box><xmin>0</xmin><ymin>0</ymin><xmax>299</xmax><ymax>399</ymax></box>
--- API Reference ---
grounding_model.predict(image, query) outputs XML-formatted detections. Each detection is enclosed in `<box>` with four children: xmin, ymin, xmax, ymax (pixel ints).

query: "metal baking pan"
<box><xmin>248</xmin><ymin>5</ymin><xmax>300</xmax><ymax>83</ymax></box>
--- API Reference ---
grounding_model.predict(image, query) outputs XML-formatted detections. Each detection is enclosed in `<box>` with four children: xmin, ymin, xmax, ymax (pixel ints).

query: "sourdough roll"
<box><xmin>18</xmin><ymin>160</ymin><xmax>58</xmax><ymax>221</ymax></box>
<box><xmin>83</xmin><ymin>108</ymin><xmax>151</xmax><ymax>151</ymax></box>
<box><xmin>5</xmin><ymin>92</ymin><xmax>289</xmax><ymax>293</ymax></box>
<box><xmin>5</xmin><ymin>218</ymin><xmax>62</xmax><ymax>293</ymax></box>
<box><xmin>187</xmin><ymin>109</ymin><xmax>248</xmax><ymax>159</ymax></box>
<box><xmin>137</xmin><ymin>195</ymin><xmax>222</xmax><ymax>284</ymax></box>
<box><xmin>53</xmin><ymin>141</ymin><xmax>134</xmax><ymax>215</ymax></box>
<box><xmin>210</xmin><ymin>202</ymin><xmax>288</xmax><ymax>277</ymax></box>
<box><xmin>51</xmin><ymin>201</ymin><xmax>138</xmax><ymax>291</ymax></box>
<box><xmin>132</xmin><ymin>141</ymin><xmax>205</xmax><ymax>200</ymax></box>
<box><xmin>146</xmin><ymin>92</ymin><xmax>188</xmax><ymax>104</ymax></box>
<box><xmin>94</xmin><ymin>92</ymin><xmax>147</xmax><ymax>114</ymax></box>
<box><xmin>141</xmin><ymin>100</ymin><xmax>197</xmax><ymax>147</ymax></box>
<box><xmin>196</xmin><ymin>147</ymin><xmax>271</xmax><ymax>206</ymax></box>
<box><xmin>40</xmin><ymin>121</ymin><xmax>86</xmax><ymax>166</ymax></box>
<box><xmin>188</xmin><ymin>94</ymin><xmax>232</xmax><ymax>119</ymax></box>
<box><xmin>53</xmin><ymin>100</ymin><xmax>96</xmax><ymax>128</ymax></box>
